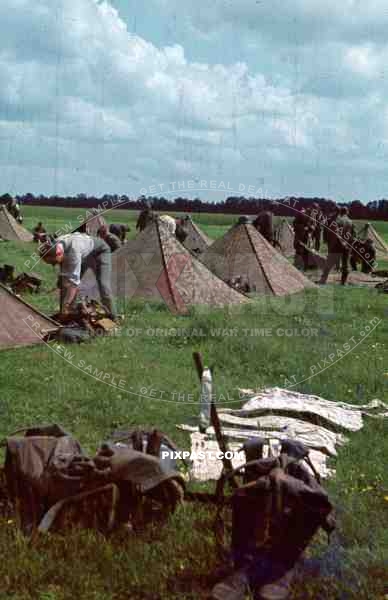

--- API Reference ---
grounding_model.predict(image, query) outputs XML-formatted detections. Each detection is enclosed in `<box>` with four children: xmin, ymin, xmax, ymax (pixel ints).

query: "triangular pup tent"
<box><xmin>357</xmin><ymin>223</ymin><xmax>388</xmax><ymax>259</ymax></box>
<box><xmin>0</xmin><ymin>206</ymin><xmax>33</xmax><ymax>242</ymax></box>
<box><xmin>80</xmin><ymin>218</ymin><xmax>249</xmax><ymax>314</ymax></box>
<box><xmin>179</xmin><ymin>216</ymin><xmax>213</xmax><ymax>255</ymax></box>
<box><xmin>0</xmin><ymin>284</ymin><xmax>58</xmax><ymax>350</ymax></box>
<box><xmin>201</xmin><ymin>221</ymin><xmax>315</xmax><ymax>296</ymax></box>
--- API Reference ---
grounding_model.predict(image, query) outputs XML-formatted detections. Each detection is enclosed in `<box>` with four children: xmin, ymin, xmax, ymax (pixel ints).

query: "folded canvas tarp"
<box><xmin>179</xmin><ymin>387</ymin><xmax>388</xmax><ymax>481</ymax></box>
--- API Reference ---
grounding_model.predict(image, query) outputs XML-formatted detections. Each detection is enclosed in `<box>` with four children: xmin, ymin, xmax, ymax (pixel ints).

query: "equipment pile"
<box><xmin>51</xmin><ymin>300</ymin><xmax>119</xmax><ymax>343</ymax></box>
<box><xmin>2</xmin><ymin>425</ymin><xmax>184</xmax><ymax>536</ymax></box>
<box><xmin>0</xmin><ymin>264</ymin><xmax>42</xmax><ymax>294</ymax></box>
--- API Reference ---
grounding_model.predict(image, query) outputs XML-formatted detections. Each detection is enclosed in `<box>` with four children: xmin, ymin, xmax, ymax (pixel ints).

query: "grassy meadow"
<box><xmin>0</xmin><ymin>206</ymin><xmax>387</xmax><ymax>599</ymax></box>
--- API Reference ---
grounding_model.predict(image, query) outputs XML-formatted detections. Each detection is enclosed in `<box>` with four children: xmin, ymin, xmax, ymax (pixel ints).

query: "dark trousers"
<box><xmin>294</xmin><ymin>240</ymin><xmax>308</xmax><ymax>271</ymax></box>
<box><xmin>350</xmin><ymin>252</ymin><xmax>359</xmax><ymax>271</ymax></box>
<box><xmin>313</xmin><ymin>231</ymin><xmax>321</xmax><ymax>252</ymax></box>
<box><xmin>320</xmin><ymin>248</ymin><xmax>349</xmax><ymax>285</ymax></box>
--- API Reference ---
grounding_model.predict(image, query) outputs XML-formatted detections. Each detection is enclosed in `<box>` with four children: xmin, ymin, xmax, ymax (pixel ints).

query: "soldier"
<box><xmin>253</xmin><ymin>203</ymin><xmax>274</xmax><ymax>244</ymax></box>
<box><xmin>98</xmin><ymin>225</ymin><xmax>121</xmax><ymax>252</ymax></box>
<box><xmin>136</xmin><ymin>206</ymin><xmax>154</xmax><ymax>232</ymax></box>
<box><xmin>352</xmin><ymin>238</ymin><xmax>376</xmax><ymax>274</ymax></box>
<box><xmin>33</xmin><ymin>222</ymin><xmax>47</xmax><ymax>242</ymax></box>
<box><xmin>307</xmin><ymin>203</ymin><xmax>322</xmax><ymax>252</ymax></box>
<box><xmin>6</xmin><ymin>196</ymin><xmax>22</xmax><ymax>222</ymax></box>
<box><xmin>109</xmin><ymin>223</ymin><xmax>130</xmax><ymax>243</ymax></box>
<box><xmin>39</xmin><ymin>232</ymin><xmax>116</xmax><ymax>320</ymax></box>
<box><xmin>175</xmin><ymin>218</ymin><xmax>188</xmax><ymax>244</ymax></box>
<box><xmin>293</xmin><ymin>209</ymin><xmax>310</xmax><ymax>270</ymax></box>
<box><xmin>319</xmin><ymin>206</ymin><xmax>355</xmax><ymax>285</ymax></box>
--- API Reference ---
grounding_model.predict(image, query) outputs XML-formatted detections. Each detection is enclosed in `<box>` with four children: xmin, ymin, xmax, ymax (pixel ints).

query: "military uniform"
<box><xmin>351</xmin><ymin>239</ymin><xmax>376</xmax><ymax>274</ymax></box>
<box><xmin>293</xmin><ymin>212</ymin><xmax>310</xmax><ymax>270</ymax></box>
<box><xmin>33</xmin><ymin>222</ymin><xmax>46</xmax><ymax>242</ymax></box>
<box><xmin>319</xmin><ymin>213</ymin><xmax>355</xmax><ymax>285</ymax></box>
<box><xmin>253</xmin><ymin>210</ymin><xmax>273</xmax><ymax>244</ymax></box>
<box><xmin>309</xmin><ymin>207</ymin><xmax>323</xmax><ymax>252</ymax></box>
<box><xmin>136</xmin><ymin>208</ymin><xmax>154</xmax><ymax>232</ymax></box>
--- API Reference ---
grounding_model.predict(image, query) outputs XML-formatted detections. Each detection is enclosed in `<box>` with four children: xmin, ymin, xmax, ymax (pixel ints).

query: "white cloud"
<box><xmin>0</xmin><ymin>0</ymin><xmax>387</xmax><ymax>199</ymax></box>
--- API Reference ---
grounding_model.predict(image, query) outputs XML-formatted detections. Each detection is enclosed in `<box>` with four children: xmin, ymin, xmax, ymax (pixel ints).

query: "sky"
<box><xmin>1</xmin><ymin>0</ymin><xmax>388</xmax><ymax>202</ymax></box>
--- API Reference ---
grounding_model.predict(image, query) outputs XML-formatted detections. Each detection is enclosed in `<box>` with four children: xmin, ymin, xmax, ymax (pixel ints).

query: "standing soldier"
<box><xmin>293</xmin><ymin>209</ymin><xmax>310</xmax><ymax>270</ymax></box>
<box><xmin>39</xmin><ymin>232</ymin><xmax>116</xmax><ymax>320</ymax></box>
<box><xmin>308</xmin><ymin>203</ymin><xmax>322</xmax><ymax>252</ymax></box>
<box><xmin>253</xmin><ymin>202</ymin><xmax>274</xmax><ymax>244</ymax></box>
<box><xmin>319</xmin><ymin>207</ymin><xmax>355</xmax><ymax>285</ymax></box>
<box><xmin>33</xmin><ymin>222</ymin><xmax>47</xmax><ymax>242</ymax></box>
<box><xmin>136</xmin><ymin>206</ymin><xmax>154</xmax><ymax>232</ymax></box>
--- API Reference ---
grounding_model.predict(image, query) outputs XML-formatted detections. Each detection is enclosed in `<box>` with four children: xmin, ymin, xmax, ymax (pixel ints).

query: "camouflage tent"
<box><xmin>180</xmin><ymin>216</ymin><xmax>213</xmax><ymax>255</ymax></box>
<box><xmin>0</xmin><ymin>284</ymin><xmax>58</xmax><ymax>350</ymax></box>
<box><xmin>357</xmin><ymin>223</ymin><xmax>388</xmax><ymax>259</ymax></box>
<box><xmin>81</xmin><ymin>218</ymin><xmax>249</xmax><ymax>314</ymax></box>
<box><xmin>275</xmin><ymin>218</ymin><xmax>294</xmax><ymax>258</ymax></box>
<box><xmin>0</xmin><ymin>206</ymin><xmax>33</xmax><ymax>242</ymax></box>
<box><xmin>201</xmin><ymin>221</ymin><xmax>315</xmax><ymax>296</ymax></box>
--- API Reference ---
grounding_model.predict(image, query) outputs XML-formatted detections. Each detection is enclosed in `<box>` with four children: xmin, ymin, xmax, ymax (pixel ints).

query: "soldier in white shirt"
<box><xmin>40</xmin><ymin>232</ymin><xmax>116</xmax><ymax>319</ymax></box>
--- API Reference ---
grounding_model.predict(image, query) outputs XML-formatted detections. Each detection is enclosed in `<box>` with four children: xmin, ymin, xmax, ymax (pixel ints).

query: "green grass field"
<box><xmin>0</xmin><ymin>206</ymin><xmax>387</xmax><ymax>599</ymax></box>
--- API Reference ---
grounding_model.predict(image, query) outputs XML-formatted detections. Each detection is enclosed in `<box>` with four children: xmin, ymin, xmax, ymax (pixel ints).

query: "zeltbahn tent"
<box><xmin>0</xmin><ymin>206</ymin><xmax>33</xmax><ymax>242</ymax></box>
<box><xmin>200</xmin><ymin>220</ymin><xmax>315</xmax><ymax>296</ymax></box>
<box><xmin>80</xmin><ymin>218</ymin><xmax>249</xmax><ymax>315</ymax></box>
<box><xmin>0</xmin><ymin>284</ymin><xmax>58</xmax><ymax>350</ymax></box>
<box><xmin>180</xmin><ymin>216</ymin><xmax>213</xmax><ymax>255</ymax></box>
<box><xmin>357</xmin><ymin>222</ymin><xmax>388</xmax><ymax>259</ymax></box>
<box><xmin>275</xmin><ymin>218</ymin><xmax>294</xmax><ymax>258</ymax></box>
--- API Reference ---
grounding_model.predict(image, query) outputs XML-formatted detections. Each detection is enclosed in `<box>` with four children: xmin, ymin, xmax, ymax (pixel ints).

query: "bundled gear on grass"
<box><xmin>0</xmin><ymin>264</ymin><xmax>42</xmax><ymax>293</ymax></box>
<box><xmin>51</xmin><ymin>298</ymin><xmax>118</xmax><ymax>343</ymax></box>
<box><xmin>0</xmin><ymin>264</ymin><xmax>15</xmax><ymax>284</ymax></box>
<box><xmin>210</xmin><ymin>438</ymin><xmax>335</xmax><ymax>600</ymax></box>
<box><xmin>3</xmin><ymin>425</ymin><xmax>184</xmax><ymax>537</ymax></box>
<box><xmin>11</xmin><ymin>272</ymin><xmax>42</xmax><ymax>294</ymax></box>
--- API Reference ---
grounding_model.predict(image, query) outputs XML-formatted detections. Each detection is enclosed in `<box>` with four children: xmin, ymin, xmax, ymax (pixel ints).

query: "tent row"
<box><xmin>80</xmin><ymin>218</ymin><xmax>314</xmax><ymax>313</ymax></box>
<box><xmin>2</xmin><ymin>211</ymin><xmax>387</xmax><ymax>350</ymax></box>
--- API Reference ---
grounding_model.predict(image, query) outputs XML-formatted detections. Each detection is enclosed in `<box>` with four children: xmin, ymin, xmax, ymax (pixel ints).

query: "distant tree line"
<box><xmin>1</xmin><ymin>192</ymin><xmax>388</xmax><ymax>220</ymax></box>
